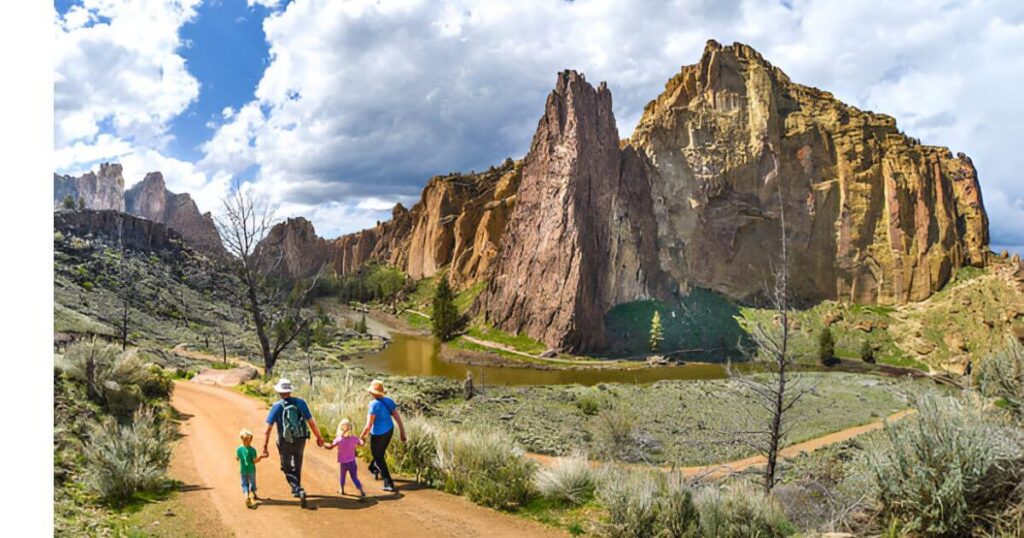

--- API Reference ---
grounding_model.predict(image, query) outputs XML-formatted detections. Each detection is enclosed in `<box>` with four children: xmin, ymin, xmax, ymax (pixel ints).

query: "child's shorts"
<box><xmin>241</xmin><ymin>473</ymin><xmax>257</xmax><ymax>494</ymax></box>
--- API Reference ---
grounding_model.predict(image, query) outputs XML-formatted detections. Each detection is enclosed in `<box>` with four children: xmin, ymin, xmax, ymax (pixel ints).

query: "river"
<box><xmin>350</xmin><ymin>331</ymin><xmax>728</xmax><ymax>386</ymax></box>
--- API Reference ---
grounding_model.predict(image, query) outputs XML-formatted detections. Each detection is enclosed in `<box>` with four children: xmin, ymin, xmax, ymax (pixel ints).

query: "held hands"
<box><xmin>261</xmin><ymin>446</ymin><xmax>270</xmax><ymax>459</ymax></box>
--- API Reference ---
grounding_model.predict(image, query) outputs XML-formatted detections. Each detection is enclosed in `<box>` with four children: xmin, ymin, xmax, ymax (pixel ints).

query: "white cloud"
<box><xmin>200</xmin><ymin>0</ymin><xmax>1024</xmax><ymax>242</ymax></box>
<box><xmin>55</xmin><ymin>0</ymin><xmax>201</xmax><ymax>148</ymax></box>
<box><xmin>54</xmin><ymin>0</ymin><xmax>230</xmax><ymax>216</ymax></box>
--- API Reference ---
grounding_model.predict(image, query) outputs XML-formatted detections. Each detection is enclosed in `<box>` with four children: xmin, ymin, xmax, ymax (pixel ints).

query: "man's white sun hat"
<box><xmin>274</xmin><ymin>378</ymin><xmax>294</xmax><ymax>393</ymax></box>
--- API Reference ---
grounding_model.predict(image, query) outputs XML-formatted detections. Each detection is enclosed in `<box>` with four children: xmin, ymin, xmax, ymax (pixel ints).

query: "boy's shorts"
<box><xmin>241</xmin><ymin>473</ymin><xmax>257</xmax><ymax>494</ymax></box>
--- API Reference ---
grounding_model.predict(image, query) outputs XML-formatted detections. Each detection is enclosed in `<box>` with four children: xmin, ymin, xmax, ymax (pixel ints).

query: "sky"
<box><xmin>53</xmin><ymin>0</ymin><xmax>1024</xmax><ymax>254</ymax></box>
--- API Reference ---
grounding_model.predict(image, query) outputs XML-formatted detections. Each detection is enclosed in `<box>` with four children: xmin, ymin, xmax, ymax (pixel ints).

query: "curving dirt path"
<box><xmin>528</xmin><ymin>409</ymin><xmax>913</xmax><ymax>479</ymax></box>
<box><xmin>169</xmin><ymin>381</ymin><xmax>564</xmax><ymax>537</ymax></box>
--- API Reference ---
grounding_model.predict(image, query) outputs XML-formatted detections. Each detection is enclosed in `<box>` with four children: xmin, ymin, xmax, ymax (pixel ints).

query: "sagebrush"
<box><xmin>868</xmin><ymin>392</ymin><xmax>1024</xmax><ymax>536</ymax></box>
<box><xmin>83</xmin><ymin>407</ymin><xmax>174</xmax><ymax>501</ymax></box>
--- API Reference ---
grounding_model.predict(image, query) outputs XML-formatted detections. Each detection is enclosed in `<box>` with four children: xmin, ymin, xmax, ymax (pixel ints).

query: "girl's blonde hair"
<box><xmin>336</xmin><ymin>418</ymin><xmax>353</xmax><ymax>438</ymax></box>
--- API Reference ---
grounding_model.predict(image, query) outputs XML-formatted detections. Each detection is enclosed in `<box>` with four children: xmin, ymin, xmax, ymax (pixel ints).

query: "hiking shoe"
<box><xmin>382</xmin><ymin>483</ymin><xmax>396</xmax><ymax>493</ymax></box>
<box><xmin>245</xmin><ymin>495</ymin><xmax>254</xmax><ymax>509</ymax></box>
<box><xmin>299</xmin><ymin>489</ymin><xmax>307</xmax><ymax>508</ymax></box>
<box><xmin>358</xmin><ymin>489</ymin><xmax>366</xmax><ymax>499</ymax></box>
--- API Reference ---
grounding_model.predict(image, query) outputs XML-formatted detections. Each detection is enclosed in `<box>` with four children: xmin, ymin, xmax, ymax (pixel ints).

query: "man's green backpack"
<box><xmin>280</xmin><ymin>398</ymin><xmax>310</xmax><ymax>443</ymax></box>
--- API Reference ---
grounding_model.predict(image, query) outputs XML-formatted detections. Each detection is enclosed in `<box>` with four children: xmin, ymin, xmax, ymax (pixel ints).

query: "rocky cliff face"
<box><xmin>475</xmin><ymin>41</ymin><xmax>988</xmax><ymax>351</ymax></box>
<box><xmin>256</xmin><ymin>217</ymin><xmax>334</xmax><ymax>278</ymax></box>
<box><xmin>276</xmin><ymin>161</ymin><xmax>522</xmax><ymax>284</ymax></box>
<box><xmin>53</xmin><ymin>163</ymin><xmax>125</xmax><ymax>211</ymax></box>
<box><xmin>477</xmin><ymin>71</ymin><xmax>663</xmax><ymax>350</ymax></box>
<box><xmin>54</xmin><ymin>209</ymin><xmax>187</xmax><ymax>253</ymax></box>
<box><xmin>125</xmin><ymin>172</ymin><xmax>225</xmax><ymax>256</ymax></box>
<box><xmin>628</xmin><ymin>40</ymin><xmax>988</xmax><ymax>306</ymax></box>
<box><xmin>258</xmin><ymin>41</ymin><xmax>990</xmax><ymax>353</ymax></box>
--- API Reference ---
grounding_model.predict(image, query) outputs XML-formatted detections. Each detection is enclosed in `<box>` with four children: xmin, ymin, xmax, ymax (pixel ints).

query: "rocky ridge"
<box><xmin>53</xmin><ymin>165</ymin><xmax>225</xmax><ymax>256</ymax></box>
<box><xmin>125</xmin><ymin>172</ymin><xmax>225</xmax><ymax>256</ymax></box>
<box><xmin>265</xmin><ymin>160</ymin><xmax>522</xmax><ymax>286</ymax></box>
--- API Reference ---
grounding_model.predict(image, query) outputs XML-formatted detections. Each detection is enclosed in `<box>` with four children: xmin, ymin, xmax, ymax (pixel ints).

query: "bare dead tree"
<box><xmin>214</xmin><ymin>188</ymin><xmax>324</xmax><ymax>377</ymax></box>
<box><xmin>107</xmin><ymin>216</ymin><xmax>143</xmax><ymax>351</ymax></box>
<box><xmin>720</xmin><ymin>143</ymin><xmax>812</xmax><ymax>495</ymax></box>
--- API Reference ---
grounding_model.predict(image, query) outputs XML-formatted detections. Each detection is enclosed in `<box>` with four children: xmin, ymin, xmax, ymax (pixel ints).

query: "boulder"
<box><xmin>191</xmin><ymin>367</ymin><xmax>260</xmax><ymax>387</ymax></box>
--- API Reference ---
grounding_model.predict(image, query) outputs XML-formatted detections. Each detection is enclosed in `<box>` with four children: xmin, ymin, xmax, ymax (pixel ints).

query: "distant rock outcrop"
<box><xmin>54</xmin><ymin>165</ymin><xmax>225</xmax><ymax>256</ymax></box>
<box><xmin>53</xmin><ymin>163</ymin><xmax>125</xmax><ymax>211</ymax></box>
<box><xmin>125</xmin><ymin>172</ymin><xmax>225</xmax><ymax>256</ymax></box>
<box><xmin>255</xmin><ymin>217</ymin><xmax>334</xmax><ymax>278</ymax></box>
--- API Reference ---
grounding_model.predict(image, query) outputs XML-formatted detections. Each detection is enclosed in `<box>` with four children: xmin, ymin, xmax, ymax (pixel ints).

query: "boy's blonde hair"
<box><xmin>239</xmin><ymin>428</ymin><xmax>253</xmax><ymax>440</ymax></box>
<box><xmin>336</xmin><ymin>418</ymin><xmax>353</xmax><ymax>438</ymax></box>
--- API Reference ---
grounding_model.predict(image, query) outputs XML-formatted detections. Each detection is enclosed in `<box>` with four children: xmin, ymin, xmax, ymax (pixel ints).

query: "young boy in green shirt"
<box><xmin>237</xmin><ymin>429</ymin><xmax>264</xmax><ymax>508</ymax></box>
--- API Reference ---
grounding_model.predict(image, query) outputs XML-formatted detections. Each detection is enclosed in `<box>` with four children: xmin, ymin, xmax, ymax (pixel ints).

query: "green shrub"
<box><xmin>596</xmin><ymin>466</ymin><xmax>660</xmax><ymax>538</ymax></box>
<box><xmin>589</xmin><ymin>405</ymin><xmax>642</xmax><ymax>462</ymax></box>
<box><xmin>535</xmin><ymin>453</ymin><xmax>596</xmax><ymax>506</ymax></box>
<box><xmin>695</xmin><ymin>481</ymin><xmax>794</xmax><ymax>537</ymax></box>
<box><xmin>867</xmin><ymin>393</ymin><xmax>1024</xmax><ymax>536</ymax></box>
<box><xmin>434</xmin><ymin>427</ymin><xmax>536</xmax><ymax>510</ymax></box>
<box><xmin>575</xmin><ymin>389</ymin><xmax>606</xmax><ymax>416</ymax></box>
<box><xmin>58</xmin><ymin>341</ymin><xmax>166</xmax><ymax>416</ymax></box>
<box><xmin>658</xmin><ymin>474</ymin><xmax>701</xmax><ymax>538</ymax></box>
<box><xmin>817</xmin><ymin>328</ymin><xmax>834</xmax><ymax>366</ymax></box>
<box><xmin>83</xmin><ymin>407</ymin><xmax>173</xmax><ymax>501</ymax></box>
<box><xmin>387</xmin><ymin>416</ymin><xmax>439</xmax><ymax>483</ymax></box>
<box><xmin>860</xmin><ymin>340</ymin><xmax>875</xmax><ymax>363</ymax></box>
<box><xmin>975</xmin><ymin>337</ymin><xmax>1024</xmax><ymax>416</ymax></box>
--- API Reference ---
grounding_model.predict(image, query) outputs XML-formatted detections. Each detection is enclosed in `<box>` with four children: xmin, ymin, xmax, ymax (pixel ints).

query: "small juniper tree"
<box><xmin>78</xmin><ymin>196</ymin><xmax>85</xmax><ymax>210</ymax></box>
<box><xmin>354</xmin><ymin>314</ymin><xmax>368</xmax><ymax>334</ymax></box>
<box><xmin>650</xmin><ymin>311</ymin><xmax>664</xmax><ymax>352</ymax></box>
<box><xmin>817</xmin><ymin>327</ymin><xmax>834</xmax><ymax>366</ymax></box>
<box><xmin>860</xmin><ymin>340</ymin><xmax>876</xmax><ymax>363</ymax></box>
<box><xmin>432</xmin><ymin>277</ymin><xmax>459</xmax><ymax>341</ymax></box>
<box><xmin>62</xmin><ymin>194</ymin><xmax>76</xmax><ymax>209</ymax></box>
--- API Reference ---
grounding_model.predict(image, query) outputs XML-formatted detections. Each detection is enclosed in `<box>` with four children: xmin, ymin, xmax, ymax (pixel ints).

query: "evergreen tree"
<box><xmin>62</xmin><ymin>194</ymin><xmax>75</xmax><ymax>209</ymax></box>
<box><xmin>78</xmin><ymin>197</ymin><xmax>85</xmax><ymax>210</ymax></box>
<box><xmin>817</xmin><ymin>327</ymin><xmax>834</xmax><ymax>366</ymax></box>
<box><xmin>354</xmin><ymin>314</ymin><xmax>368</xmax><ymax>334</ymax></box>
<box><xmin>432</xmin><ymin>278</ymin><xmax>459</xmax><ymax>341</ymax></box>
<box><xmin>860</xmin><ymin>340</ymin><xmax>876</xmax><ymax>363</ymax></box>
<box><xmin>650</xmin><ymin>310</ymin><xmax>664</xmax><ymax>352</ymax></box>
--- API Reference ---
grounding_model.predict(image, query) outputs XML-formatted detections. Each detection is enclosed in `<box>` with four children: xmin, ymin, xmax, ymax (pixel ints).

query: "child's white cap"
<box><xmin>240</xmin><ymin>428</ymin><xmax>253</xmax><ymax>439</ymax></box>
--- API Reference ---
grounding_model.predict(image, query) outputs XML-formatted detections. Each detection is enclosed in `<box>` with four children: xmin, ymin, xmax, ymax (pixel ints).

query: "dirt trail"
<box><xmin>169</xmin><ymin>381</ymin><xmax>564</xmax><ymax>537</ymax></box>
<box><xmin>529</xmin><ymin>409</ymin><xmax>913</xmax><ymax>478</ymax></box>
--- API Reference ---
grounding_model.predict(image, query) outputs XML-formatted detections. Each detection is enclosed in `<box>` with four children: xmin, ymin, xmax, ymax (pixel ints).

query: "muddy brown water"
<box><xmin>352</xmin><ymin>332</ymin><xmax>728</xmax><ymax>386</ymax></box>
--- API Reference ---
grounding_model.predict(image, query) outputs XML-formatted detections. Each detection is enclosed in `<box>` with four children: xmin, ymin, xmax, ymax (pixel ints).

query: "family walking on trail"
<box><xmin>235</xmin><ymin>377</ymin><xmax>406</xmax><ymax>509</ymax></box>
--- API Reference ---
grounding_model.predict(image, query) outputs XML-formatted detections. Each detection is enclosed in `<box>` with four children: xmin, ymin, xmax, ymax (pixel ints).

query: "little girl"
<box><xmin>324</xmin><ymin>418</ymin><xmax>366</xmax><ymax>498</ymax></box>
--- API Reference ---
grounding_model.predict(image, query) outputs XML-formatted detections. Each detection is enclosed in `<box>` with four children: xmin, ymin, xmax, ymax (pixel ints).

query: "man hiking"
<box><xmin>261</xmin><ymin>378</ymin><xmax>325</xmax><ymax>507</ymax></box>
